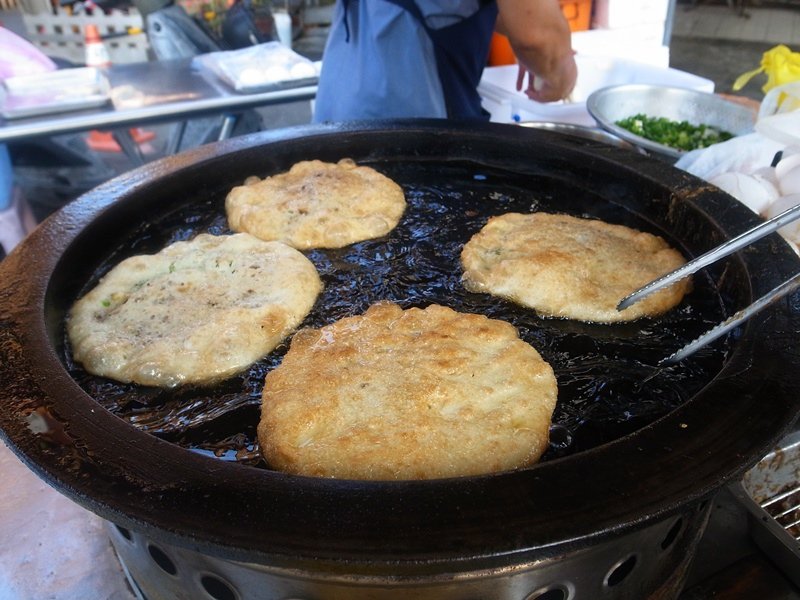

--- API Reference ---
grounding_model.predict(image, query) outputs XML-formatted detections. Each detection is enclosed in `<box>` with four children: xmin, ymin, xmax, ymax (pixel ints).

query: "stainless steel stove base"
<box><xmin>107</xmin><ymin>502</ymin><xmax>711</xmax><ymax>600</ymax></box>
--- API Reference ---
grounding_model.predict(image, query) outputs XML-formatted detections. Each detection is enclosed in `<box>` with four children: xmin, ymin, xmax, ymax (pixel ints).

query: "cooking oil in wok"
<box><xmin>66</xmin><ymin>161</ymin><xmax>727</xmax><ymax>468</ymax></box>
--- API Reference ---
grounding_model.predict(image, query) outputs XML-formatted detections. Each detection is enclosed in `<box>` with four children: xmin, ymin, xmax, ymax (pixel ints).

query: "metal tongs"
<box><xmin>617</xmin><ymin>202</ymin><xmax>800</xmax><ymax>366</ymax></box>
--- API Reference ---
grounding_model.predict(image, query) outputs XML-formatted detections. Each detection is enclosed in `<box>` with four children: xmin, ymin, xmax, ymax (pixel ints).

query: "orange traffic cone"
<box><xmin>86</xmin><ymin>129</ymin><xmax>157</xmax><ymax>153</ymax></box>
<box><xmin>84</xmin><ymin>24</ymin><xmax>111</xmax><ymax>68</ymax></box>
<box><xmin>82</xmin><ymin>25</ymin><xmax>157</xmax><ymax>154</ymax></box>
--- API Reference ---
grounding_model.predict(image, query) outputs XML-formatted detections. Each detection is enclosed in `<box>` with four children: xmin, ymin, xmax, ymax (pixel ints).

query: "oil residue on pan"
<box><xmin>65</xmin><ymin>160</ymin><xmax>727</xmax><ymax>468</ymax></box>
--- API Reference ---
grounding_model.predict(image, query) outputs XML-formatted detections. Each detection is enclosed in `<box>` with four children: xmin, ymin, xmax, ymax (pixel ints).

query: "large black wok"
<box><xmin>1</xmin><ymin>121</ymin><xmax>799</xmax><ymax>579</ymax></box>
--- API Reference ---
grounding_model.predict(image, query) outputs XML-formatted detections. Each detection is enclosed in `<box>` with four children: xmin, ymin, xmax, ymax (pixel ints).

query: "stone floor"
<box><xmin>669</xmin><ymin>1</ymin><xmax>799</xmax><ymax>99</ymax></box>
<box><xmin>673</xmin><ymin>0</ymin><xmax>800</xmax><ymax>44</ymax></box>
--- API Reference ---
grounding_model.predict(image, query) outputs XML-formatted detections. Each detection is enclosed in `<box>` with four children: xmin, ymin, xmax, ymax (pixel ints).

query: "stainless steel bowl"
<box><xmin>586</xmin><ymin>84</ymin><xmax>757</xmax><ymax>160</ymax></box>
<box><xmin>517</xmin><ymin>121</ymin><xmax>645</xmax><ymax>153</ymax></box>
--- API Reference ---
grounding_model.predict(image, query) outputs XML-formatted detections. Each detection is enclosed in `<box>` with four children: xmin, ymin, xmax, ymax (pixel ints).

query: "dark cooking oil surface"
<box><xmin>66</xmin><ymin>160</ymin><xmax>727</xmax><ymax>466</ymax></box>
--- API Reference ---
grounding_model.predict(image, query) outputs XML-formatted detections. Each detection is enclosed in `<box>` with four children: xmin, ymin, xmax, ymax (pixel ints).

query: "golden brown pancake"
<box><xmin>259</xmin><ymin>302</ymin><xmax>558</xmax><ymax>480</ymax></box>
<box><xmin>225</xmin><ymin>158</ymin><xmax>406</xmax><ymax>249</ymax></box>
<box><xmin>460</xmin><ymin>212</ymin><xmax>690</xmax><ymax>323</ymax></box>
<box><xmin>67</xmin><ymin>233</ymin><xmax>322</xmax><ymax>387</ymax></box>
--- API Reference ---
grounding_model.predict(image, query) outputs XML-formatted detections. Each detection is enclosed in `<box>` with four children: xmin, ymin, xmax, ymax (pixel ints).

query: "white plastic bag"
<box><xmin>674</xmin><ymin>132</ymin><xmax>784</xmax><ymax>181</ymax></box>
<box><xmin>0</xmin><ymin>27</ymin><xmax>56</xmax><ymax>80</ymax></box>
<box><xmin>754</xmin><ymin>82</ymin><xmax>800</xmax><ymax>147</ymax></box>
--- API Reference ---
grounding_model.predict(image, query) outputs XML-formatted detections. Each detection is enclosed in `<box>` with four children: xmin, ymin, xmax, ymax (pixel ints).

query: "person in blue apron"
<box><xmin>312</xmin><ymin>0</ymin><xmax>577</xmax><ymax>122</ymax></box>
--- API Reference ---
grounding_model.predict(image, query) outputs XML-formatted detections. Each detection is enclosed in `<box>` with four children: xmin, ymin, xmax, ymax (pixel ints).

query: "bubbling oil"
<box><xmin>66</xmin><ymin>160</ymin><xmax>727</xmax><ymax>467</ymax></box>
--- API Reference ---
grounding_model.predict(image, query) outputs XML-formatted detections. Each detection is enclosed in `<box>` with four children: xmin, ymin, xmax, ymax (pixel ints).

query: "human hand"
<box><xmin>515</xmin><ymin>51</ymin><xmax>578</xmax><ymax>103</ymax></box>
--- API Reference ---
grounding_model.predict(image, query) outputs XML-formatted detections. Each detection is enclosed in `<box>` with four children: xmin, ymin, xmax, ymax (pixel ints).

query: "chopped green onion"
<box><xmin>615</xmin><ymin>113</ymin><xmax>734</xmax><ymax>152</ymax></box>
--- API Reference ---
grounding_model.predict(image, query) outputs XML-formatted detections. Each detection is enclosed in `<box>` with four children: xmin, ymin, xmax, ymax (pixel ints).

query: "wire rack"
<box><xmin>761</xmin><ymin>483</ymin><xmax>800</xmax><ymax>541</ymax></box>
<box><xmin>734</xmin><ymin>429</ymin><xmax>800</xmax><ymax>589</ymax></box>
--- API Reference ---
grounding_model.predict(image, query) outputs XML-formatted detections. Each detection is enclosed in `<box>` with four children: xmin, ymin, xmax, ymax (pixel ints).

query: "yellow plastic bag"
<box><xmin>733</xmin><ymin>44</ymin><xmax>800</xmax><ymax>94</ymax></box>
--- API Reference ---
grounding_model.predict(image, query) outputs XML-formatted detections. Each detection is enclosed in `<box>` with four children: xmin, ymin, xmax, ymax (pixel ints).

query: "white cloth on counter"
<box><xmin>677</xmin><ymin>81</ymin><xmax>800</xmax><ymax>181</ymax></box>
<box><xmin>674</xmin><ymin>93</ymin><xmax>800</xmax><ymax>249</ymax></box>
<box><xmin>675</xmin><ymin>132</ymin><xmax>785</xmax><ymax>182</ymax></box>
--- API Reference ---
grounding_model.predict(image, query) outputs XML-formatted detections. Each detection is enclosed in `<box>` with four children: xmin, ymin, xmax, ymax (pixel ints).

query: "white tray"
<box><xmin>193</xmin><ymin>42</ymin><xmax>319</xmax><ymax>94</ymax></box>
<box><xmin>0</xmin><ymin>67</ymin><xmax>111</xmax><ymax>120</ymax></box>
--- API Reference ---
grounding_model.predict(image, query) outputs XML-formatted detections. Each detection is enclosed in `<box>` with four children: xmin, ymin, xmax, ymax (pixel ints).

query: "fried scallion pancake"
<box><xmin>225</xmin><ymin>158</ymin><xmax>406</xmax><ymax>249</ymax></box>
<box><xmin>460</xmin><ymin>212</ymin><xmax>691</xmax><ymax>323</ymax></box>
<box><xmin>67</xmin><ymin>233</ymin><xmax>322</xmax><ymax>387</ymax></box>
<box><xmin>259</xmin><ymin>302</ymin><xmax>558</xmax><ymax>480</ymax></box>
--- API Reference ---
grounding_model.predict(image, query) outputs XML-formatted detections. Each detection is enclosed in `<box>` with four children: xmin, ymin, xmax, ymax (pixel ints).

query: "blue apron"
<box><xmin>314</xmin><ymin>0</ymin><xmax>498</xmax><ymax>121</ymax></box>
<box><xmin>385</xmin><ymin>0</ymin><xmax>498</xmax><ymax>119</ymax></box>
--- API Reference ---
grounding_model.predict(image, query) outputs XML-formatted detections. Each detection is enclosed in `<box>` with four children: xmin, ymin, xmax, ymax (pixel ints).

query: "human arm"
<box><xmin>495</xmin><ymin>0</ymin><xmax>577</xmax><ymax>103</ymax></box>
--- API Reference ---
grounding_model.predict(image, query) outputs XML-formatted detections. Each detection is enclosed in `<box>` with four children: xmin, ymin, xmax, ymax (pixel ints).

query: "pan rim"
<box><xmin>1</xmin><ymin>120</ymin><xmax>798</xmax><ymax>569</ymax></box>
